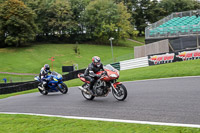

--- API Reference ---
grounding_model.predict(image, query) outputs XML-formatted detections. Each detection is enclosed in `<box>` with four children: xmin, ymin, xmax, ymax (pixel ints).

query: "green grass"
<box><xmin>0</xmin><ymin>114</ymin><xmax>199</xmax><ymax>133</ymax></box>
<box><xmin>0</xmin><ymin>43</ymin><xmax>136</xmax><ymax>74</ymax></box>
<box><xmin>133</xmin><ymin>36</ymin><xmax>145</xmax><ymax>43</ymax></box>
<box><xmin>0</xmin><ymin>74</ymin><xmax>35</xmax><ymax>83</ymax></box>
<box><xmin>119</xmin><ymin>59</ymin><xmax>200</xmax><ymax>82</ymax></box>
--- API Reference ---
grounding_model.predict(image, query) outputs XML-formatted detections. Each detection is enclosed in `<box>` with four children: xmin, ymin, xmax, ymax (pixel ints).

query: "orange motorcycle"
<box><xmin>78</xmin><ymin>65</ymin><xmax>127</xmax><ymax>101</ymax></box>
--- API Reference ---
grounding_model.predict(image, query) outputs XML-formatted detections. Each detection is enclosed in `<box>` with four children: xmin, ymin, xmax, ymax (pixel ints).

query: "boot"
<box><xmin>88</xmin><ymin>84</ymin><xmax>95</xmax><ymax>95</ymax></box>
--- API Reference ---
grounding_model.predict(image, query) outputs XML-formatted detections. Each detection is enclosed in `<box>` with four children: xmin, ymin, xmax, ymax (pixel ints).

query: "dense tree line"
<box><xmin>0</xmin><ymin>0</ymin><xmax>199</xmax><ymax>47</ymax></box>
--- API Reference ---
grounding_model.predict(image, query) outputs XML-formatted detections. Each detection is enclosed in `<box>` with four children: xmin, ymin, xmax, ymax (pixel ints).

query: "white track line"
<box><xmin>0</xmin><ymin>112</ymin><xmax>200</xmax><ymax>128</ymax></box>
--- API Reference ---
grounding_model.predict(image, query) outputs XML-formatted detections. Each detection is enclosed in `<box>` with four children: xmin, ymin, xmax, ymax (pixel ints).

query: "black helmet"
<box><xmin>44</xmin><ymin>64</ymin><xmax>50</xmax><ymax>70</ymax></box>
<box><xmin>92</xmin><ymin>56</ymin><xmax>101</xmax><ymax>67</ymax></box>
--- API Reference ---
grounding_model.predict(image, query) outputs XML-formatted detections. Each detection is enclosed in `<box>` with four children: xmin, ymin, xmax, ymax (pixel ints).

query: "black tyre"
<box><xmin>81</xmin><ymin>83</ymin><xmax>95</xmax><ymax>100</ymax></box>
<box><xmin>58</xmin><ymin>83</ymin><xmax>68</xmax><ymax>94</ymax></box>
<box><xmin>112</xmin><ymin>84</ymin><xmax>127</xmax><ymax>101</ymax></box>
<box><xmin>38</xmin><ymin>88</ymin><xmax>48</xmax><ymax>95</ymax></box>
<box><xmin>82</xmin><ymin>91</ymin><xmax>95</xmax><ymax>100</ymax></box>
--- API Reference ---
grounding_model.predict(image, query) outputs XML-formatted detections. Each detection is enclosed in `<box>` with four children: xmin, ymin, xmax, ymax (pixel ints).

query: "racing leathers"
<box><xmin>39</xmin><ymin>67</ymin><xmax>52</xmax><ymax>89</ymax></box>
<box><xmin>84</xmin><ymin>63</ymin><xmax>104</xmax><ymax>94</ymax></box>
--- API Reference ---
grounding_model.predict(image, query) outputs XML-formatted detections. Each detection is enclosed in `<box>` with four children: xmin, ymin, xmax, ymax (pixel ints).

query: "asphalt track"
<box><xmin>0</xmin><ymin>76</ymin><xmax>200</xmax><ymax>125</ymax></box>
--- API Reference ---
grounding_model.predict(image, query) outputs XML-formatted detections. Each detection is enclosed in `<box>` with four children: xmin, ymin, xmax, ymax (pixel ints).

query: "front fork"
<box><xmin>111</xmin><ymin>82</ymin><xmax>122</xmax><ymax>94</ymax></box>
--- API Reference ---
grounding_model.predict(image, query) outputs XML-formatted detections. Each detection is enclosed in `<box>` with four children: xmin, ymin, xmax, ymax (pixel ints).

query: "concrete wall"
<box><xmin>134</xmin><ymin>39</ymin><xmax>169</xmax><ymax>58</ymax></box>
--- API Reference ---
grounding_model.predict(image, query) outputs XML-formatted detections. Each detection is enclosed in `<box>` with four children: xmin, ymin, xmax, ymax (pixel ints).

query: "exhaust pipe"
<box><xmin>78</xmin><ymin>86</ymin><xmax>89</xmax><ymax>94</ymax></box>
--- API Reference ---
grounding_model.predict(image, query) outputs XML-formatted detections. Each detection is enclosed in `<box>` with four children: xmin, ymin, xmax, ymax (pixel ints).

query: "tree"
<box><xmin>116</xmin><ymin>2</ymin><xmax>132</xmax><ymax>40</ymax></box>
<box><xmin>159</xmin><ymin>0</ymin><xmax>200</xmax><ymax>15</ymax></box>
<box><xmin>114</xmin><ymin>0</ymin><xmax>163</xmax><ymax>36</ymax></box>
<box><xmin>68</xmin><ymin>0</ymin><xmax>90</xmax><ymax>41</ymax></box>
<box><xmin>0</xmin><ymin>0</ymin><xmax>37</xmax><ymax>47</ymax></box>
<box><xmin>145</xmin><ymin>0</ymin><xmax>166</xmax><ymax>23</ymax></box>
<box><xmin>82</xmin><ymin>0</ymin><xmax>131</xmax><ymax>43</ymax></box>
<box><xmin>21</xmin><ymin>0</ymin><xmax>74</xmax><ymax>42</ymax></box>
<box><xmin>131</xmin><ymin>0</ymin><xmax>152</xmax><ymax>36</ymax></box>
<box><xmin>45</xmin><ymin>0</ymin><xmax>74</xmax><ymax>37</ymax></box>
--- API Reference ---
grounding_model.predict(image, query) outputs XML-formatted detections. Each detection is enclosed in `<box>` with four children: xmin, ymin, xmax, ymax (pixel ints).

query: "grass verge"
<box><xmin>0</xmin><ymin>114</ymin><xmax>199</xmax><ymax>133</ymax></box>
<box><xmin>119</xmin><ymin>59</ymin><xmax>200</xmax><ymax>82</ymax></box>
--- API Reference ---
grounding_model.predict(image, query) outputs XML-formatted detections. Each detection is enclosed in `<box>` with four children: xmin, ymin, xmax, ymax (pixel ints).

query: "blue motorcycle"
<box><xmin>34</xmin><ymin>71</ymin><xmax>68</xmax><ymax>95</ymax></box>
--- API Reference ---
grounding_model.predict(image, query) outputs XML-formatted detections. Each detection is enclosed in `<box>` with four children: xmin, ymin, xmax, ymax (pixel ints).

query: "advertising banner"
<box><xmin>148</xmin><ymin>49</ymin><xmax>200</xmax><ymax>66</ymax></box>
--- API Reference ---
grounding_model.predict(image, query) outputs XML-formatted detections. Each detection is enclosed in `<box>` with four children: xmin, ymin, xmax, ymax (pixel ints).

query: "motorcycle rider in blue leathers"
<box><xmin>39</xmin><ymin>64</ymin><xmax>52</xmax><ymax>90</ymax></box>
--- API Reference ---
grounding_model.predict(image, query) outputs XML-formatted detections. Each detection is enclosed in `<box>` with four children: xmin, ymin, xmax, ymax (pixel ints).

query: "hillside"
<box><xmin>0</xmin><ymin>39</ymin><xmax>143</xmax><ymax>74</ymax></box>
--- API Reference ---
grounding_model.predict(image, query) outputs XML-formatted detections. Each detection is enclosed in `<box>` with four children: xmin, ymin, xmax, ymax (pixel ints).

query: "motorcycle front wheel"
<box><xmin>112</xmin><ymin>84</ymin><xmax>127</xmax><ymax>101</ymax></box>
<box><xmin>81</xmin><ymin>83</ymin><xmax>95</xmax><ymax>100</ymax></box>
<box><xmin>57</xmin><ymin>83</ymin><xmax>68</xmax><ymax>94</ymax></box>
<box><xmin>38</xmin><ymin>87</ymin><xmax>48</xmax><ymax>95</ymax></box>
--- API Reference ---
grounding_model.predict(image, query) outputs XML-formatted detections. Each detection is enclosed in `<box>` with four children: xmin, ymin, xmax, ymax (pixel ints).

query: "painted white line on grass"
<box><xmin>0</xmin><ymin>112</ymin><xmax>200</xmax><ymax>128</ymax></box>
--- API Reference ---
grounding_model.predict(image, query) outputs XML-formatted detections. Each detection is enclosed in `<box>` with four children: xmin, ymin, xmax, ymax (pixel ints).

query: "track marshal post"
<box><xmin>49</xmin><ymin>57</ymin><xmax>55</xmax><ymax>71</ymax></box>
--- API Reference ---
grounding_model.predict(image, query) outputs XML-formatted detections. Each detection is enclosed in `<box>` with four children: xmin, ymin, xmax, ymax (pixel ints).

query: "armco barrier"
<box><xmin>0</xmin><ymin>81</ymin><xmax>38</xmax><ymax>94</ymax></box>
<box><xmin>120</xmin><ymin>57</ymin><xmax>149</xmax><ymax>70</ymax></box>
<box><xmin>62</xmin><ymin>69</ymin><xmax>86</xmax><ymax>81</ymax></box>
<box><xmin>0</xmin><ymin>81</ymin><xmax>35</xmax><ymax>88</ymax></box>
<box><xmin>0</xmin><ymin>69</ymin><xmax>86</xmax><ymax>95</ymax></box>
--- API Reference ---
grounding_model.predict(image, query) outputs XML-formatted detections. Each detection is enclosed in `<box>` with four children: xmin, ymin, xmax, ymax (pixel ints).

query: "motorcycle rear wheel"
<box><xmin>81</xmin><ymin>83</ymin><xmax>95</xmax><ymax>100</ymax></box>
<box><xmin>112</xmin><ymin>84</ymin><xmax>127</xmax><ymax>101</ymax></box>
<box><xmin>82</xmin><ymin>91</ymin><xmax>95</xmax><ymax>100</ymax></box>
<box><xmin>58</xmin><ymin>83</ymin><xmax>68</xmax><ymax>94</ymax></box>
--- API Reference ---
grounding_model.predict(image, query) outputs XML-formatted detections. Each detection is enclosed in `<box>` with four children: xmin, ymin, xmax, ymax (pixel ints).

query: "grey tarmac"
<box><xmin>0</xmin><ymin>76</ymin><xmax>200</xmax><ymax>125</ymax></box>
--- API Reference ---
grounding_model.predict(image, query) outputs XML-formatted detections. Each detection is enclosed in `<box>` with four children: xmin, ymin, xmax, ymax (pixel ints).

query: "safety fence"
<box><xmin>0</xmin><ymin>81</ymin><xmax>38</xmax><ymax>95</ymax></box>
<box><xmin>120</xmin><ymin>57</ymin><xmax>149</xmax><ymax>70</ymax></box>
<box><xmin>0</xmin><ymin>81</ymin><xmax>35</xmax><ymax>88</ymax></box>
<box><xmin>0</xmin><ymin>69</ymin><xmax>86</xmax><ymax>95</ymax></box>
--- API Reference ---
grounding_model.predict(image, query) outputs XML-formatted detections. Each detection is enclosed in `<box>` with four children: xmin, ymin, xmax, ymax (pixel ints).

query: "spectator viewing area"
<box><xmin>145</xmin><ymin>10</ymin><xmax>200</xmax><ymax>51</ymax></box>
<box><xmin>146</xmin><ymin>10</ymin><xmax>200</xmax><ymax>38</ymax></box>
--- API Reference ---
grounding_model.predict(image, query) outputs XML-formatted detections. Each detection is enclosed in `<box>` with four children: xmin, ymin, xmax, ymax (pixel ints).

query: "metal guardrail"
<box><xmin>120</xmin><ymin>57</ymin><xmax>149</xmax><ymax>70</ymax></box>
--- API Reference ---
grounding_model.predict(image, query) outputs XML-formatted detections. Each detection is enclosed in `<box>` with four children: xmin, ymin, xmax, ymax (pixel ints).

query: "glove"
<box><xmin>103</xmin><ymin>71</ymin><xmax>107</xmax><ymax>75</ymax></box>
